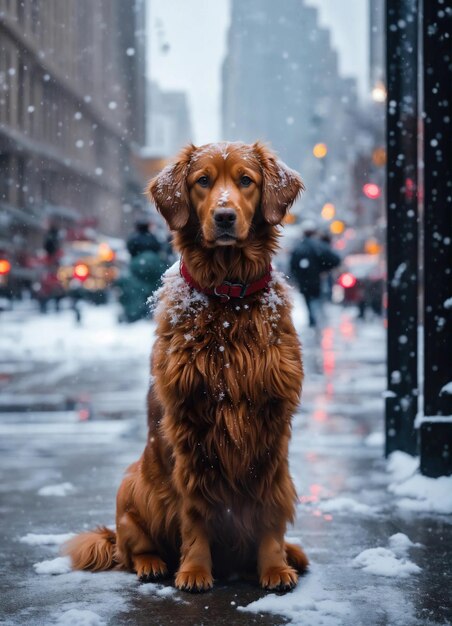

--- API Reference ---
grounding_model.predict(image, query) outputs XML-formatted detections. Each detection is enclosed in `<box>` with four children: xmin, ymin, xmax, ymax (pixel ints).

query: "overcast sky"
<box><xmin>146</xmin><ymin>0</ymin><xmax>369</xmax><ymax>145</ymax></box>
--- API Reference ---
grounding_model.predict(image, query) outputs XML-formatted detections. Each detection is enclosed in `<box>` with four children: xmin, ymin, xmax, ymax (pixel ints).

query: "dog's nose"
<box><xmin>214</xmin><ymin>209</ymin><xmax>236</xmax><ymax>225</ymax></box>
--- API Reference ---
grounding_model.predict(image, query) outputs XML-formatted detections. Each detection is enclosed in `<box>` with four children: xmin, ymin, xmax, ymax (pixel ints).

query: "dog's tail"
<box><xmin>63</xmin><ymin>526</ymin><xmax>118</xmax><ymax>572</ymax></box>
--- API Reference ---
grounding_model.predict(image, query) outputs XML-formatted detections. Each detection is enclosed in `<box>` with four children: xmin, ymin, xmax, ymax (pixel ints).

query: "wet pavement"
<box><xmin>0</xmin><ymin>301</ymin><xmax>451</xmax><ymax>626</ymax></box>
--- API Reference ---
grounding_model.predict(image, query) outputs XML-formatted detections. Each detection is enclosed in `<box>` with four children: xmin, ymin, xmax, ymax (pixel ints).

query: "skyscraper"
<box><xmin>0</xmin><ymin>0</ymin><xmax>147</xmax><ymax>259</ymax></box>
<box><xmin>222</xmin><ymin>0</ymin><xmax>358</xmax><ymax>215</ymax></box>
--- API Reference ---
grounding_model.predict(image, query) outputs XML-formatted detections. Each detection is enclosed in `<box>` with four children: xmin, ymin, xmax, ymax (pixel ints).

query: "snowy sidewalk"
<box><xmin>0</xmin><ymin>302</ymin><xmax>451</xmax><ymax>626</ymax></box>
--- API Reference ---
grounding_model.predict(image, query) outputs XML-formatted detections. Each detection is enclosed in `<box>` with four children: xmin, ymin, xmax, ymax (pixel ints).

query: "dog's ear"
<box><xmin>147</xmin><ymin>144</ymin><xmax>196</xmax><ymax>230</ymax></box>
<box><xmin>253</xmin><ymin>141</ymin><xmax>304</xmax><ymax>225</ymax></box>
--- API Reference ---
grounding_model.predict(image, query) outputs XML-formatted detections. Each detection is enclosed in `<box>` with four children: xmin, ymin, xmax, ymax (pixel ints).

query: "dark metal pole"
<box><xmin>422</xmin><ymin>0</ymin><xmax>452</xmax><ymax>418</ymax></box>
<box><xmin>420</xmin><ymin>0</ymin><xmax>452</xmax><ymax>477</ymax></box>
<box><xmin>385</xmin><ymin>0</ymin><xmax>419</xmax><ymax>456</ymax></box>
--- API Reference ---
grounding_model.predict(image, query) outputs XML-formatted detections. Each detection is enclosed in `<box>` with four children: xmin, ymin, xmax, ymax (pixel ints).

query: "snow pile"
<box><xmin>318</xmin><ymin>496</ymin><xmax>377</xmax><ymax>516</ymax></box>
<box><xmin>238</xmin><ymin>565</ymin><xmax>352</xmax><ymax>626</ymax></box>
<box><xmin>0</xmin><ymin>304</ymin><xmax>154</xmax><ymax>363</ymax></box>
<box><xmin>137</xmin><ymin>582</ymin><xmax>179</xmax><ymax>599</ymax></box>
<box><xmin>20</xmin><ymin>532</ymin><xmax>75</xmax><ymax>546</ymax></box>
<box><xmin>440</xmin><ymin>381</ymin><xmax>452</xmax><ymax>395</ymax></box>
<box><xmin>386</xmin><ymin>451</ymin><xmax>418</xmax><ymax>482</ymax></box>
<box><xmin>38</xmin><ymin>482</ymin><xmax>75</xmax><ymax>497</ymax></box>
<box><xmin>389</xmin><ymin>473</ymin><xmax>452</xmax><ymax>514</ymax></box>
<box><xmin>387</xmin><ymin>451</ymin><xmax>452</xmax><ymax>514</ymax></box>
<box><xmin>53</xmin><ymin>608</ymin><xmax>105</xmax><ymax>626</ymax></box>
<box><xmin>353</xmin><ymin>533</ymin><xmax>421</xmax><ymax>578</ymax></box>
<box><xmin>388</xmin><ymin>532</ymin><xmax>422</xmax><ymax>555</ymax></box>
<box><xmin>352</xmin><ymin>547</ymin><xmax>420</xmax><ymax>577</ymax></box>
<box><xmin>364</xmin><ymin>431</ymin><xmax>384</xmax><ymax>447</ymax></box>
<box><xmin>34</xmin><ymin>556</ymin><xmax>72</xmax><ymax>575</ymax></box>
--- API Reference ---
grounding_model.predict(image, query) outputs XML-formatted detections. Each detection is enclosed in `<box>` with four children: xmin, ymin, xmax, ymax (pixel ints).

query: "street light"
<box><xmin>313</xmin><ymin>143</ymin><xmax>328</xmax><ymax>159</ymax></box>
<box><xmin>372</xmin><ymin>147</ymin><xmax>387</xmax><ymax>167</ymax></box>
<box><xmin>0</xmin><ymin>259</ymin><xmax>11</xmax><ymax>275</ymax></box>
<box><xmin>371</xmin><ymin>81</ymin><xmax>387</xmax><ymax>102</ymax></box>
<box><xmin>330</xmin><ymin>220</ymin><xmax>345</xmax><ymax>235</ymax></box>
<box><xmin>321</xmin><ymin>203</ymin><xmax>335</xmax><ymax>220</ymax></box>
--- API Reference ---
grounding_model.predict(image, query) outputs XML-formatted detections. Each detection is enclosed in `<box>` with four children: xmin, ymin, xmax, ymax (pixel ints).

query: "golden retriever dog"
<box><xmin>64</xmin><ymin>141</ymin><xmax>308</xmax><ymax>592</ymax></box>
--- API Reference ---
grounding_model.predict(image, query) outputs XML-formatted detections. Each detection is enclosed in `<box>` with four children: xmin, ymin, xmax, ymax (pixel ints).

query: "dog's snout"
<box><xmin>214</xmin><ymin>209</ymin><xmax>237</xmax><ymax>225</ymax></box>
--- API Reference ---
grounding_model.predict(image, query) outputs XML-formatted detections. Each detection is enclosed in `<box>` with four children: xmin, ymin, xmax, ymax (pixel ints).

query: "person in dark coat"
<box><xmin>118</xmin><ymin>218</ymin><xmax>168</xmax><ymax>323</ymax></box>
<box><xmin>126</xmin><ymin>218</ymin><xmax>161</xmax><ymax>258</ymax></box>
<box><xmin>44</xmin><ymin>225</ymin><xmax>61</xmax><ymax>260</ymax></box>
<box><xmin>290</xmin><ymin>221</ymin><xmax>341</xmax><ymax>327</ymax></box>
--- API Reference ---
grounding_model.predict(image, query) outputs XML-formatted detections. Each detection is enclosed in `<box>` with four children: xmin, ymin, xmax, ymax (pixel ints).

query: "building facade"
<box><xmin>147</xmin><ymin>80</ymin><xmax>193</xmax><ymax>158</ymax></box>
<box><xmin>222</xmin><ymin>0</ymin><xmax>359</xmax><ymax>218</ymax></box>
<box><xmin>0</xmin><ymin>0</ymin><xmax>147</xmax><ymax>261</ymax></box>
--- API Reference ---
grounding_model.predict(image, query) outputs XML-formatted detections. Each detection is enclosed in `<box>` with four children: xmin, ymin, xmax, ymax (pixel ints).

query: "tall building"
<box><xmin>369</xmin><ymin>0</ymin><xmax>385</xmax><ymax>92</ymax></box>
<box><xmin>147</xmin><ymin>81</ymin><xmax>193</xmax><ymax>157</ymax></box>
<box><xmin>222</xmin><ymin>0</ymin><xmax>359</xmax><ymax>216</ymax></box>
<box><xmin>0</xmin><ymin>0</ymin><xmax>147</xmax><ymax>261</ymax></box>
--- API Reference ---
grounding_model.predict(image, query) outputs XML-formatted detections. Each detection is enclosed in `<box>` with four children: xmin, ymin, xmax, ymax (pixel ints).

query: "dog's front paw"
<box><xmin>260</xmin><ymin>565</ymin><xmax>298</xmax><ymax>592</ymax></box>
<box><xmin>134</xmin><ymin>554</ymin><xmax>168</xmax><ymax>582</ymax></box>
<box><xmin>175</xmin><ymin>566</ymin><xmax>213</xmax><ymax>593</ymax></box>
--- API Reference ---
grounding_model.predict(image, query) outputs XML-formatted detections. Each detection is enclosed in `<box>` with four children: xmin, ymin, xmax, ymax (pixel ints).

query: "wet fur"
<box><xmin>64</xmin><ymin>141</ymin><xmax>308</xmax><ymax>592</ymax></box>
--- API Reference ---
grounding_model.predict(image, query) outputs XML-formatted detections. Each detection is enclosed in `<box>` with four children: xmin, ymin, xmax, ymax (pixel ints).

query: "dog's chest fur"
<box><xmin>152</xmin><ymin>266</ymin><xmax>302</xmax><ymax>487</ymax></box>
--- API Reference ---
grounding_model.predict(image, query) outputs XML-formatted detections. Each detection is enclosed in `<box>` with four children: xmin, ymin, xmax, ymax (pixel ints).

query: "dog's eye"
<box><xmin>240</xmin><ymin>175</ymin><xmax>253</xmax><ymax>187</ymax></box>
<box><xmin>197</xmin><ymin>176</ymin><xmax>210</xmax><ymax>188</ymax></box>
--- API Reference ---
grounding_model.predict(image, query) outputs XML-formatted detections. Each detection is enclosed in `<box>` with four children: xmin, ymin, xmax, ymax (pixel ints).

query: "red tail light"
<box><xmin>0</xmin><ymin>259</ymin><xmax>11</xmax><ymax>275</ymax></box>
<box><xmin>363</xmin><ymin>183</ymin><xmax>381</xmax><ymax>199</ymax></box>
<box><xmin>73</xmin><ymin>263</ymin><xmax>89</xmax><ymax>281</ymax></box>
<box><xmin>338</xmin><ymin>272</ymin><xmax>357</xmax><ymax>288</ymax></box>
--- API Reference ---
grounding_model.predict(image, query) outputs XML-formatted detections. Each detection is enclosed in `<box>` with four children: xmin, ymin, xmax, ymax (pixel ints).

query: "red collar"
<box><xmin>180</xmin><ymin>260</ymin><xmax>272</xmax><ymax>302</ymax></box>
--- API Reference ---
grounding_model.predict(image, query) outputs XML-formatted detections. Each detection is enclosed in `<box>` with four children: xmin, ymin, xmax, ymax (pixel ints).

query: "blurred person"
<box><xmin>37</xmin><ymin>224</ymin><xmax>64</xmax><ymax>313</ymax></box>
<box><xmin>126</xmin><ymin>217</ymin><xmax>161</xmax><ymax>258</ymax></box>
<box><xmin>35</xmin><ymin>270</ymin><xmax>65</xmax><ymax>314</ymax></box>
<box><xmin>290</xmin><ymin>221</ymin><xmax>341</xmax><ymax>328</ymax></box>
<box><xmin>319</xmin><ymin>231</ymin><xmax>335</xmax><ymax>302</ymax></box>
<box><xmin>43</xmin><ymin>224</ymin><xmax>61</xmax><ymax>262</ymax></box>
<box><xmin>117</xmin><ymin>218</ymin><xmax>168</xmax><ymax>323</ymax></box>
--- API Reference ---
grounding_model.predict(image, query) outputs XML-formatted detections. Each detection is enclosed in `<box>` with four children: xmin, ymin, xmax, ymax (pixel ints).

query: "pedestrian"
<box><xmin>38</xmin><ymin>224</ymin><xmax>64</xmax><ymax>313</ymax></box>
<box><xmin>117</xmin><ymin>217</ymin><xmax>168</xmax><ymax>322</ymax></box>
<box><xmin>126</xmin><ymin>217</ymin><xmax>161</xmax><ymax>258</ymax></box>
<box><xmin>43</xmin><ymin>224</ymin><xmax>61</xmax><ymax>261</ymax></box>
<box><xmin>319</xmin><ymin>231</ymin><xmax>335</xmax><ymax>302</ymax></box>
<box><xmin>289</xmin><ymin>220</ymin><xmax>341</xmax><ymax>328</ymax></box>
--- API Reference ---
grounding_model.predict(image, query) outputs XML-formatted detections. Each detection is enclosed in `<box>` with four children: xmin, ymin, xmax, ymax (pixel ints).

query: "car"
<box><xmin>0</xmin><ymin>253</ymin><xmax>41</xmax><ymax>306</ymax></box>
<box><xmin>57</xmin><ymin>239</ymin><xmax>123</xmax><ymax>304</ymax></box>
<box><xmin>333</xmin><ymin>253</ymin><xmax>385</xmax><ymax>317</ymax></box>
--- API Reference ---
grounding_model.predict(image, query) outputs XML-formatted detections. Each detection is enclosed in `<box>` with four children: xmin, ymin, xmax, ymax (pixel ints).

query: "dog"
<box><xmin>64</xmin><ymin>141</ymin><xmax>308</xmax><ymax>592</ymax></box>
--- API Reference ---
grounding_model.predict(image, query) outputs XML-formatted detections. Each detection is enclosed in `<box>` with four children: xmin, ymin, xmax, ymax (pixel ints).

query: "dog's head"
<box><xmin>147</xmin><ymin>142</ymin><xmax>304</xmax><ymax>247</ymax></box>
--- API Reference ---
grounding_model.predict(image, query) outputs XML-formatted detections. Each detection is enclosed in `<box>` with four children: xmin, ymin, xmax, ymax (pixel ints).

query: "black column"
<box><xmin>385</xmin><ymin>0</ymin><xmax>419</xmax><ymax>456</ymax></box>
<box><xmin>420</xmin><ymin>0</ymin><xmax>452</xmax><ymax>477</ymax></box>
<box><xmin>423</xmin><ymin>0</ymin><xmax>452</xmax><ymax>418</ymax></box>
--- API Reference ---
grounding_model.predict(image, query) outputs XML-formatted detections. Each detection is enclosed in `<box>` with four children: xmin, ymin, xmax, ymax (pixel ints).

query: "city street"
<box><xmin>0</xmin><ymin>299</ymin><xmax>451</xmax><ymax>626</ymax></box>
<box><xmin>1</xmin><ymin>0</ymin><xmax>450</xmax><ymax>624</ymax></box>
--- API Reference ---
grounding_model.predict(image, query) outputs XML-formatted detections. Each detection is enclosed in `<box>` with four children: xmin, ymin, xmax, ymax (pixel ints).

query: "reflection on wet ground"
<box><xmin>0</xmin><ymin>303</ymin><xmax>450</xmax><ymax>626</ymax></box>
